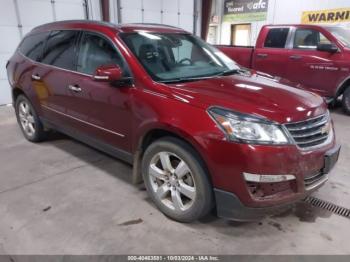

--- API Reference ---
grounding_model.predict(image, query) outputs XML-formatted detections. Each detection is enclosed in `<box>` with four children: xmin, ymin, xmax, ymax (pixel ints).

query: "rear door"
<box><xmin>34</xmin><ymin>30</ymin><xmax>80</xmax><ymax>126</ymax></box>
<box><xmin>286</xmin><ymin>27</ymin><xmax>343</xmax><ymax>97</ymax></box>
<box><xmin>16</xmin><ymin>31</ymin><xmax>49</xmax><ymax>110</ymax></box>
<box><xmin>64</xmin><ymin>31</ymin><xmax>133</xmax><ymax>153</ymax></box>
<box><xmin>253</xmin><ymin>27</ymin><xmax>291</xmax><ymax>79</ymax></box>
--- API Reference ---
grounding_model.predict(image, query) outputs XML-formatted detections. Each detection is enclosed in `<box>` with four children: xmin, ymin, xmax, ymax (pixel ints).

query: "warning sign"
<box><xmin>302</xmin><ymin>8</ymin><xmax>350</xmax><ymax>24</ymax></box>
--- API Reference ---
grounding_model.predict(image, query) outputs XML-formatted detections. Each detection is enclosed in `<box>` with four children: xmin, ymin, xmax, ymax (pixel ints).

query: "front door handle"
<box><xmin>68</xmin><ymin>84</ymin><xmax>82</xmax><ymax>92</ymax></box>
<box><xmin>290</xmin><ymin>55</ymin><xmax>302</xmax><ymax>60</ymax></box>
<box><xmin>257</xmin><ymin>53</ymin><xmax>268</xmax><ymax>58</ymax></box>
<box><xmin>31</xmin><ymin>74</ymin><xmax>41</xmax><ymax>80</ymax></box>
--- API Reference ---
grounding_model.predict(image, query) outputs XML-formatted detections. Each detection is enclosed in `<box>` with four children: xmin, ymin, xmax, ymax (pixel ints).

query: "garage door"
<box><xmin>0</xmin><ymin>0</ymin><xmax>87</xmax><ymax>105</ymax></box>
<box><xmin>119</xmin><ymin>0</ymin><xmax>195</xmax><ymax>33</ymax></box>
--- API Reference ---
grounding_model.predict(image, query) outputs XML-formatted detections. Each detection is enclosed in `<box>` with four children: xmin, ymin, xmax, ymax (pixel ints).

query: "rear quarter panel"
<box><xmin>7</xmin><ymin>52</ymin><xmax>42</xmax><ymax>112</ymax></box>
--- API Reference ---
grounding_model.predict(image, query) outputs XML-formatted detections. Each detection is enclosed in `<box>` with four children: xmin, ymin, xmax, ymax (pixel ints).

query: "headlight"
<box><xmin>208</xmin><ymin>107</ymin><xmax>289</xmax><ymax>144</ymax></box>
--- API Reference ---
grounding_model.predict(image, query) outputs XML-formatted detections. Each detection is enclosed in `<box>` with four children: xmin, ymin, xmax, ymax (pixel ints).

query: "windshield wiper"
<box><xmin>215</xmin><ymin>68</ymin><xmax>242</xmax><ymax>76</ymax></box>
<box><xmin>158</xmin><ymin>69</ymin><xmax>247</xmax><ymax>83</ymax></box>
<box><xmin>158</xmin><ymin>76</ymin><xmax>213</xmax><ymax>84</ymax></box>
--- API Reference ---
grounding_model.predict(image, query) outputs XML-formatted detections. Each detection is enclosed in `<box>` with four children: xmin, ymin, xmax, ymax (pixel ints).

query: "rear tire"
<box><xmin>15</xmin><ymin>95</ymin><xmax>48</xmax><ymax>142</ymax></box>
<box><xmin>142</xmin><ymin>137</ymin><xmax>213</xmax><ymax>222</ymax></box>
<box><xmin>342</xmin><ymin>86</ymin><xmax>350</xmax><ymax>115</ymax></box>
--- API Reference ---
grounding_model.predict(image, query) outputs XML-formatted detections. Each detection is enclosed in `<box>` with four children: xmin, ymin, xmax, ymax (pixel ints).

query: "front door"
<box><xmin>65</xmin><ymin>31</ymin><xmax>133</xmax><ymax>153</ymax></box>
<box><xmin>286</xmin><ymin>27</ymin><xmax>342</xmax><ymax>97</ymax></box>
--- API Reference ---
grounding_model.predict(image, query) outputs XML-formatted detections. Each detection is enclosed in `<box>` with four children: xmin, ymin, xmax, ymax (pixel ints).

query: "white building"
<box><xmin>208</xmin><ymin>0</ymin><xmax>350</xmax><ymax>45</ymax></box>
<box><xmin>0</xmin><ymin>0</ymin><xmax>199</xmax><ymax>105</ymax></box>
<box><xmin>1</xmin><ymin>0</ymin><xmax>350</xmax><ymax>105</ymax></box>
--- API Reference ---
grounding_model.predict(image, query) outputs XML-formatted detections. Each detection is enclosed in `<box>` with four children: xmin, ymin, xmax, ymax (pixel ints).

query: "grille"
<box><xmin>285</xmin><ymin>113</ymin><xmax>330</xmax><ymax>149</ymax></box>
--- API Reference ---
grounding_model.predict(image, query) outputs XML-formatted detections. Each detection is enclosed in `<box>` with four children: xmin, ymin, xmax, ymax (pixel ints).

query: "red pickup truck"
<box><xmin>217</xmin><ymin>24</ymin><xmax>350</xmax><ymax>114</ymax></box>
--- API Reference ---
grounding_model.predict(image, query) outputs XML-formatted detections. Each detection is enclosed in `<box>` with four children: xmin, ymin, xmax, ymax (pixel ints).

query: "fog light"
<box><xmin>243</xmin><ymin>172</ymin><xmax>296</xmax><ymax>183</ymax></box>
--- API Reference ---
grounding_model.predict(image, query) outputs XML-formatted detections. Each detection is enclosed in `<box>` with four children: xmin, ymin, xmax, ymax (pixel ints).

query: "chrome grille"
<box><xmin>285</xmin><ymin>113</ymin><xmax>330</xmax><ymax>149</ymax></box>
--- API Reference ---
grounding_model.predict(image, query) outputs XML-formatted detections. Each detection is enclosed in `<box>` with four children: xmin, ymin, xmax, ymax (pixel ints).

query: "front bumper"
<box><xmin>214</xmin><ymin>144</ymin><xmax>341</xmax><ymax>221</ymax></box>
<box><xmin>214</xmin><ymin>188</ymin><xmax>298</xmax><ymax>221</ymax></box>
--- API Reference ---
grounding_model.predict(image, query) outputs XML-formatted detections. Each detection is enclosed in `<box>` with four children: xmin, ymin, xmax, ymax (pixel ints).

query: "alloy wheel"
<box><xmin>18</xmin><ymin>101</ymin><xmax>36</xmax><ymax>137</ymax></box>
<box><xmin>148</xmin><ymin>151</ymin><xmax>196</xmax><ymax>212</ymax></box>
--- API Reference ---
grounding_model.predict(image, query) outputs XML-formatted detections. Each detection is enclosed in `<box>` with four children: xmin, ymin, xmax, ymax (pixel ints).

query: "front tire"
<box><xmin>342</xmin><ymin>86</ymin><xmax>350</xmax><ymax>115</ymax></box>
<box><xmin>15</xmin><ymin>95</ymin><xmax>47</xmax><ymax>142</ymax></box>
<box><xmin>142</xmin><ymin>137</ymin><xmax>213</xmax><ymax>222</ymax></box>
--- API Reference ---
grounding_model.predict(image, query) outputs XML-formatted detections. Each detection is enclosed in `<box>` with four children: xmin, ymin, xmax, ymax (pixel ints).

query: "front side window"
<box><xmin>41</xmin><ymin>30</ymin><xmax>79</xmax><ymax>70</ymax></box>
<box><xmin>120</xmin><ymin>32</ymin><xmax>239</xmax><ymax>82</ymax></box>
<box><xmin>19</xmin><ymin>32</ymin><xmax>48</xmax><ymax>61</ymax></box>
<box><xmin>293</xmin><ymin>29</ymin><xmax>331</xmax><ymax>49</ymax></box>
<box><xmin>77</xmin><ymin>32</ymin><xmax>129</xmax><ymax>76</ymax></box>
<box><xmin>264</xmin><ymin>28</ymin><xmax>290</xmax><ymax>48</ymax></box>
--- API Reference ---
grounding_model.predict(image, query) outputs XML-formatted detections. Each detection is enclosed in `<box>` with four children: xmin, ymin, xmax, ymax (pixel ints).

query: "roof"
<box><xmin>117</xmin><ymin>23</ymin><xmax>186</xmax><ymax>33</ymax></box>
<box><xmin>33</xmin><ymin>19</ymin><xmax>116</xmax><ymax>30</ymax></box>
<box><xmin>264</xmin><ymin>24</ymin><xmax>337</xmax><ymax>28</ymax></box>
<box><xmin>31</xmin><ymin>20</ymin><xmax>186</xmax><ymax>34</ymax></box>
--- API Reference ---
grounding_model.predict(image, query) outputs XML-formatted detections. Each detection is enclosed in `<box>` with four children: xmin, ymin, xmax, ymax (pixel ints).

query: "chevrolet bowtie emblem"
<box><xmin>321</xmin><ymin>122</ymin><xmax>330</xmax><ymax>134</ymax></box>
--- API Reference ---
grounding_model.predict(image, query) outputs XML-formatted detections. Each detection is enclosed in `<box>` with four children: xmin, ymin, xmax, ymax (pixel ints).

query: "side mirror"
<box><xmin>317</xmin><ymin>43</ymin><xmax>338</xmax><ymax>53</ymax></box>
<box><xmin>93</xmin><ymin>65</ymin><xmax>123</xmax><ymax>82</ymax></box>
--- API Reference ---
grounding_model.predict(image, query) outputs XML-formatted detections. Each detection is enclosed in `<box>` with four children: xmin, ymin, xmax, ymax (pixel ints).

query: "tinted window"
<box><xmin>264</xmin><ymin>28</ymin><xmax>290</xmax><ymax>48</ymax></box>
<box><xmin>294</xmin><ymin>29</ymin><xmax>331</xmax><ymax>49</ymax></box>
<box><xmin>41</xmin><ymin>30</ymin><xmax>79</xmax><ymax>70</ymax></box>
<box><xmin>19</xmin><ymin>32</ymin><xmax>48</xmax><ymax>61</ymax></box>
<box><xmin>77</xmin><ymin>33</ymin><xmax>128</xmax><ymax>75</ymax></box>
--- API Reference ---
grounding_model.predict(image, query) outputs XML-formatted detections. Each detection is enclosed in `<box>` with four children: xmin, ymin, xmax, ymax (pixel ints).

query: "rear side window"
<box><xmin>41</xmin><ymin>30</ymin><xmax>79</xmax><ymax>70</ymax></box>
<box><xmin>77</xmin><ymin>32</ymin><xmax>129</xmax><ymax>76</ymax></box>
<box><xmin>264</xmin><ymin>28</ymin><xmax>290</xmax><ymax>48</ymax></box>
<box><xmin>19</xmin><ymin>32</ymin><xmax>48</xmax><ymax>61</ymax></box>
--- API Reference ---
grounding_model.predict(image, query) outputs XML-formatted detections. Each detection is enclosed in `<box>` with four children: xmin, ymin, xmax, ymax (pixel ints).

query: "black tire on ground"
<box><xmin>15</xmin><ymin>94</ymin><xmax>48</xmax><ymax>142</ymax></box>
<box><xmin>142</xmin><ymin>137</ymin><xmax>214</xmax><ymax>223</ymax></box>
<box><xmin>342</xmin><ymin>86</ymin><xmax>350</xmax><ymax>115</ymax></box>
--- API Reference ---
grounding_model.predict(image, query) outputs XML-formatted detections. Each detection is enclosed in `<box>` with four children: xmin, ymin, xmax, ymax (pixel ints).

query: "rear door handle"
<box><xmin>257</xmin><ymin>53</ymin><xmax>268</xmax><ymax>58</ymax></box>
<box><xmin>31</xmin><ymin>74</ymin><xmax>41</xmax><ymax>80</ymax></box>
<box><xmin>68</xmin><ymin>84</ymin><xmax>82</xmax><ymax>92</ymax></box>
<box><xmin>290</xmin><ymin>55</ymin><xmax>302</xmax><ymax>60</ymax></box>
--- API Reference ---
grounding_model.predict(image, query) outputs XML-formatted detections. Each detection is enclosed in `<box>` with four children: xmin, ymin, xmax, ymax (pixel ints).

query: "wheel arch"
<box><xmin>336</xmin><ymin>76</ymin><xmax>350</xmax><ymax>98</ymax></box>
<box><xmin>12</xmin><ymin>87</ymin><xmax>26</xmax><ymax>104</ymax></box>
<box><xmin>131</xmin><ymin>126</ymin><xmax>213</xmax><ymax>187</ymax></box>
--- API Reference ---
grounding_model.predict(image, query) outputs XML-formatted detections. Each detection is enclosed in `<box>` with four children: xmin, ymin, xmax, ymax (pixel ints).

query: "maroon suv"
<box><xmin>6</xmin><ymin>20</ymin><xmax>340</xmax><ymax>222</ymax></box>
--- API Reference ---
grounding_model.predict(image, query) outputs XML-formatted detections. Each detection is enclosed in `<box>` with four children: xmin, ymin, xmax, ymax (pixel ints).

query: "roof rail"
<box><xmin>120</xmin><ymin>23</ymin><xmax>181</xmax><ymax>29</ymax></box>
<box><xmin>32</xmin><ymin>20</ymin><xmax>184</xmax><ymax>33</ymax></box>
<box><xmin>33</xmin><ymin>19</ymin><xmax>117</xmax><ymax>30</ymax></box>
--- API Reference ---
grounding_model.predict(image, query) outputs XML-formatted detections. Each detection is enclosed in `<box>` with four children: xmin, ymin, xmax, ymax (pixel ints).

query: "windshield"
<box><xmin>120</xmin><ymin>32</ymin><xmax>240</xmax><ymax>82</ymax></box>
<box><xmin>325</xmin><ymin>27</ymin><xmax>350</xmax><ymax>47</ymax></box>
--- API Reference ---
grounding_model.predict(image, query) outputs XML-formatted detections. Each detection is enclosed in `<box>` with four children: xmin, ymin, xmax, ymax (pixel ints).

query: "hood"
<box><xmin>165</xmin><ymin>70</ymin><xmax>327</xmax><ymax>124</ymax></box>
